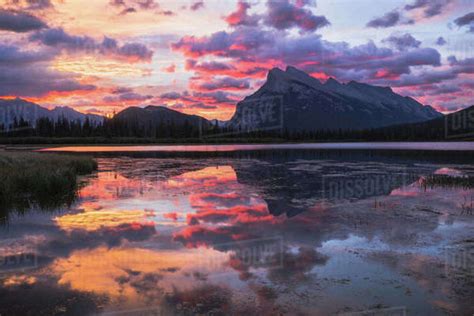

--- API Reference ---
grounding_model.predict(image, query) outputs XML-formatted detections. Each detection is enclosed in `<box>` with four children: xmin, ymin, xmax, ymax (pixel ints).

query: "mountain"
<box><xmin>113</xmin><ymin>105</ymin><xmax>211</xmax><ymax>134</ymax></box>
<box><xmin>369</xmin><ymin>105</ymin><xmax>474</xmax><ymax>140</ymax></box>
<box><xmin>0</xmin><ymin>98</ymin><xmax>103</xmax><ymax>129</ymax></box>
<box><xmin>228</xmin><ymin>66</ymin><xmax>442</xmax><ymax>132</ymax></box>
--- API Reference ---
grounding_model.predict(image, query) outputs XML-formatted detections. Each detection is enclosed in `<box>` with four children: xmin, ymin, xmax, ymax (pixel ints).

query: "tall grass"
<box><xmin>0</xmin><ymin>152</ymin><xmax>97</xmax><ymax>219</ymax></box>
<box><xmin>424</xmin><ymin>174</ymin><xmax>474</xmax><ymax>189</ymax></box>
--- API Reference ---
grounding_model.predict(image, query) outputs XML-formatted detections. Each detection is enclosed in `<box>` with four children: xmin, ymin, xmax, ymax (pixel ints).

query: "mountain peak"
<box><xmin>145</xmin><ymin>105</ymin><xmax>166</xmax><ymax>110</ymax></box>
<box><xmin>267</xmin><ymin>67</ymin><xmax>287</xmax><ymax>80</ymax></box>
<box><xmin>285</xmin><ymin>65</ymin><xmax>304</xmax><ymax>74</ymax></box>
<box><xmin>285</xmin><ymin>65</ymin><xmax>322</xmax><ymax>86</ymax></box>
<box><xmin>348</xmin><ymin>80</ymin><xmax>362</xmax><ymax>86</ymax></box>
<box><xmin>325</xmin><ymin>77</ymin><xmax>340</xmax><ymax>86</ymax></box>
<box><xmin>0</xmin><ymin>98</ymin><xmax>103</xmax><ymax>128</ymax></box>
<box><xmin>230</xmin><ymin>66</ymin><xmax>442</xmax><ymax>132</ymax></box>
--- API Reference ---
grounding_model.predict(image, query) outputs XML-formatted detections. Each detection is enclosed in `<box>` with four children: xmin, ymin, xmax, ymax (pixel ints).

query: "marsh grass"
<box><xmin>0</xmin><ymin>152</ymin><xmax>97</xmax><ymax>221</ymax></box>
<box><xmin>424</xmin><ymin>175</ymin><xmax>474</xmax><ymax>189</ymax></box>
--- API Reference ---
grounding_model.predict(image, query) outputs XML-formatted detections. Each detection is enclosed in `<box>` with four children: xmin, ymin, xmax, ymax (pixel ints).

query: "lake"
<box><xmin>1</xmin><ymin>144</ymin><xmax>474</xmax><ymax>315</ymax></box>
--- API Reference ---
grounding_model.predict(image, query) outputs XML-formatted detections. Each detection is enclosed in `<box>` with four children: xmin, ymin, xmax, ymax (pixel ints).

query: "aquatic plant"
<box><xmin>424</xmin><ymin>174</ymin><xmax>474</xmax><ymax>189</ymax></box>
<box><xmin>0</xmin><ymin>152</ymin><xmax>97</xmax><ymax>220</ymax></box>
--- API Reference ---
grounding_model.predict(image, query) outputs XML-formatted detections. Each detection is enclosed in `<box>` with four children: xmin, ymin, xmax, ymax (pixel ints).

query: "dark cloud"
<box><xmin>0</xmin><ymin>65</ymin><xmax>96</xmax><ymax>97</ymax></box>
<box><xmin>224</xmin><ymin>1</ymin><xmax>260</xmax><ymax>27</ymax></box>
<box><xmin>103</xmin><ymin>92</ymin><xmax>153</xmax><ymax>103</ymax></box>
<box><xmin>0</xmin><ymin>9</ymin><xmax>47</xmax><ymax>32</ymax></box>
<box><xmin>119</xmin><ymin>92</ymin><xmax>153</xmax><ymax>101</ymax></box>
<box><xmin>195</xmin><ymin>77</ymin><xmax>251</xmax><ymax>91</ymax></box>
<box><xmin>376</xmin><ymin>56</ymin><xmax>472</xmax><ymax>88</ymax></box>
<box><xmin>436</xmin><ymin>36</ymin><xmax>446</xmax><ymax>46</ymax></box>
<box><xmin>368</xmin><ymin>0</ymin><xmax>450</xmax><ymax>29</ymax></box>
<box><xmin>405</xmin><ymin>0</ymin><xmax>451</xmax><ymax>18</ymax></box>
<box><xmin>172</xmin><ymin>26</ymin><xmax>274</xmax><ymax>59</ymax></box>
<box><xmin>193</xmin><ymin>91</ymin><xmax>234</xmax><ymax>103</ymax></box>
<box><xmin>30</xmin><ymin>27</ymin><xmax>98</xmax><ymax>50</ymax></box>
<box><xmin>383</xmin><ymin>33</ymin><xmax>421</xmax><ymax>51</ymax></box>
<box><xmin>115</xmin><ymin>42</ymin><xmax>154</xmax><ymax>61</ymax></box>
<box><xmin>30</xmin><ymin>28</ymin><xmax>153</xmax><ymax>62</ymax></box>
<box><xmin>109</xmin><ymin>0</ymin><xmax>126</xmax><ymax>7</ymax></box>
<box><xmin>160</xmin><ymin>91</ymin><xmax>182</xmax><ymax>100</ymax></box>
<box><xmin>120</xmin><ymin>7</ymin><xmax>137</xmax><ymax>15</ymax></box>
<box><xmin>190</xmin><ymin>1</ymin><xmax>204</xmax><ymax>11</ymax></box>
<box><xmin>159</xmin><ymin>10</ymin><xmax>175</xmax><ymax>16</ymax></box>
<box><xmin>366</xmin><ymin>10</ymin><xmax>401</xmax><ymax>28</ymax></box>
<box><xmin>6</xmin><ymin>0</ymin><xmax>53</xmax><ymax>10</ymax></box>
<box><xmin>158</xmin><ymin>90</ymin><xmax>234</xmax><ymax>110</ymax></box>
<box><xmin>112</xmin><ymin>87</ymin><xmax>134</xmax><ymax>94</ymax></box>
<box><xmin>173</xmin><ymin>27</ymin><xmax>441</xmax><ymax>85</ymax></box>
<box><xmin>109</xmin><ymin>0</ymin><xmax>162</xmax><ymax>15</ymax></box>
<box><xmin>448</xmin><ymin>55</ymin><xmax>474</xmax><ymax>73</ymax></box>
<box><xmin>454</xmin><ymin>12</ymin><xmax>474</xmax><ymax>33</ymax></box>
<box><xmin>0</xmin><ymin>44</ymin><xmax>96</xmax><ymax>97</ymax></box>
<box><xmin>186</xmin><ymin>59</ymin><xmax>234</xmax><ymax>72</ymax></box>
<box><xmin>171</xmin><ymin>8</ymin><xmax>465</xmax><ymax>107</ymax></box>
<box><xmin>425</xmin><ymin>83</ymin><xmax>461</xmax><ymax>95</ymax></box>
<box><xmin>171</xmin><ymin>102</ymin><xmax>217</xmax><ymax>110</ymax></box>
<box><xmin>136</xmin><ymin>0</ymin><xmax>159</xmax><ymax>10</ymax></box>
<box><xmin>0</xmin><ymin>44</ymin><xmax>54</xmax><ymax>64</ymax></box>
<box><xmin>264</xmin><ymin>0</ymin><xmax>330</xmax><ymax>33</ymax></box>
<box><xmin>110</xmin><ymin>0</ymin><xmax>158</xmax><ymax>9</ymax></box>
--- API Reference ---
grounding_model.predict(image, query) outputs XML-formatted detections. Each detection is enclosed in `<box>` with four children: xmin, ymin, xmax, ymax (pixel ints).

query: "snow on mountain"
<box><xmin>0</xmin><ymin>98</ymin><xmax>103</xmax><ymax>129</ymax></box>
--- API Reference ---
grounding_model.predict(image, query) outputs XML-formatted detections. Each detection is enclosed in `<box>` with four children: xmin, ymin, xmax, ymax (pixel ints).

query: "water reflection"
<box><xmin>1</xmin><ymin>151</ymin><xmax>474</xmax><ymax>315</ymax></box>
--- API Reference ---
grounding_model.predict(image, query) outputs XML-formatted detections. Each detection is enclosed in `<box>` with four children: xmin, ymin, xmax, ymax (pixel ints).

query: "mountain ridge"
<box><xmin>0</xmin><ymin>98</ymin><xmax>103</xmax><ymax>129</ymax></box>
<box><xmin>228</xmin><ymin>66</ymin><xmax>442</xmax><ymax>132</ymax></box>
<box><xmin>1</xmin><ymin>66</ymin><xmax>445</xmax><ymax>133</ymax></box>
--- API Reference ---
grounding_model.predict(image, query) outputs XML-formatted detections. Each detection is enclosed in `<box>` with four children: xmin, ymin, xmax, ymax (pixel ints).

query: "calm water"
<box><xmin>2</xmin><ymin>146</ymin><xmax>474</xmax><ymax>315</ymax></box>
<box><xmin>40</xmin><ymin>142</ymin><xmax>474</xmax><ymax>152</ymax></box>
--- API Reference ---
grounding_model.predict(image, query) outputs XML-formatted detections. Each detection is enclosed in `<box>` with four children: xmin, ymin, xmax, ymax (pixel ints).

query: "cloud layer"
<box><xmin>0</xmin><ymin>9</ymin><xmax>47</xmax><ymax>32</ymax></box>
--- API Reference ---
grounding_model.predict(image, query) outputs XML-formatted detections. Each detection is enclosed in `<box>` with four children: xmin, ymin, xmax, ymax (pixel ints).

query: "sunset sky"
<box><xmin>0</xmin><ymin>0</ymin><xmax>473</xmax><ymax>120</ymax></box>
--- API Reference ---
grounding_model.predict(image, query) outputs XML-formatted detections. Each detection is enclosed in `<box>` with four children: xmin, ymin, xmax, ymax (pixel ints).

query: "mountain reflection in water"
<box><xmin>1</xmin><ymin>149</ymin><xmax>473</xmax><ymax>315</ymax></box>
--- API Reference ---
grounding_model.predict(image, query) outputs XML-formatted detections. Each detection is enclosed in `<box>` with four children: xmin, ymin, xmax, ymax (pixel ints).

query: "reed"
<box><xmin>424</xmin><ymin>174</ymin><xmax>474</xmax><ymax>189</ymax></box>
<box><xmin>0</xmin><ymin>152</ymin><xmax>97</xmax><ymax>217</ymax></box>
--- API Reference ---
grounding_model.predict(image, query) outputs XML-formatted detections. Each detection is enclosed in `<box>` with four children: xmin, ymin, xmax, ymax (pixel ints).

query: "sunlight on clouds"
<box><xmin>51</xmin><ymin>246</ymin><xmax>228</xmax><ymax>299</ymax></box>
<box><xmin>54</xmin><ymin>209</ymin><xmax>155</xmax><ymax>232</ymax></box>
<box><xmin>3</xmin><ymin>276</ymin><xmax>37</xmax><ymax>287</ymax></box>
<box><xmin>51</xmin><ymin>56</ymin><xmax>151</xmax><ymax>78</ymax></box>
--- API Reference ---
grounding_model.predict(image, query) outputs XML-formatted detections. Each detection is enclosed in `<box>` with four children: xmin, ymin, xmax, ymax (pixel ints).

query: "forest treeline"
<box><xmin>0</xmin><ymin>113</ymin><xmax>471</xmax><ymax>143</ymax></box>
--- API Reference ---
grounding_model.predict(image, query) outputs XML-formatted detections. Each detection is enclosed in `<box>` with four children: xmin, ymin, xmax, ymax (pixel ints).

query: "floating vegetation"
<box><xmin>422</xmin><ymin>175</ymin><xmax>474</xmax><ymax>189</ymax></box>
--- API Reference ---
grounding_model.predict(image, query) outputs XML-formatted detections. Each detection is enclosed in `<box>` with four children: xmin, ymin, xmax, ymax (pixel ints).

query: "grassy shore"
<box><xmin>0</xmin><ymin>152</ymin><xmax>97</xmax><ymax>216</ymax></box>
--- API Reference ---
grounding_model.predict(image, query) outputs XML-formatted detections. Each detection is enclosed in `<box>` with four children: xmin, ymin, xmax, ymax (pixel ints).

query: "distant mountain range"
<box><xmin>114</xmin><ymin>105</ymin><xmax>211</xmax><ymax>134</ymax></box>
<box><xmin>0</xmin><ymin>66</ymin><xmax>453</xmax><ymax>135</ymax></box>
<box><xmin>0</xmin><ymin>98</ymin><xmax>103</xmax><ymax>129</ymax></box>
<box><xmin>228</xmin><ymin>66</ymin><xmax>442</xmax><ymax>132</ymax></box>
